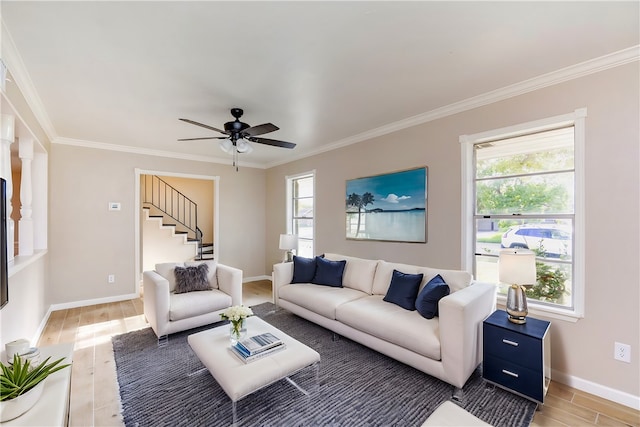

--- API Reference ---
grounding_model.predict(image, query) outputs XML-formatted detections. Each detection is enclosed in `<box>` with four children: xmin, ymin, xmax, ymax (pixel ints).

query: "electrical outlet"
<box><xmin>614</xmin><ymin>342</ymin><xmax>631</xmax><ymax>363</ymax></box>
<box><xmin>108</xmin><ymin>274</ymin><xmax>115</xmax><ymax>284</ymax></box>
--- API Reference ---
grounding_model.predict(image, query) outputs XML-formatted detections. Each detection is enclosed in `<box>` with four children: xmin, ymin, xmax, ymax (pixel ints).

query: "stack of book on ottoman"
<box><xmin>231</xmin><ymin>332</ymin><xmax>286</xmax><ymax>363</ymax></box>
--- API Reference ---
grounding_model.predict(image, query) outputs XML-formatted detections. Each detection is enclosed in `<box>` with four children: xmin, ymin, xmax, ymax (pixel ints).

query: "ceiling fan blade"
<box><xmin>243</xmin><ymin>123</ymin><xmax>279</xmax><ymax>137</ymax></box>
<box><xmin>177</xmin><ymin>136</ymin><xmax>227</xmax><ymax>141</ymax></box>
<box><xmin>179</xmin><ymin>118</ymin><xmax>228</xmax><ymax>134</ymax></box>
<box><xmin>248</xmin><ymin>136</ymin><xmax>296</xmax><ymax>149</ymax></box>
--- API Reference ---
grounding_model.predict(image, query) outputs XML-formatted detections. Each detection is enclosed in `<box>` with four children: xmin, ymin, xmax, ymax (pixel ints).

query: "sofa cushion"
<box><xmin>155</xmin><ymin>262</ymin><xmax>185</xmax><ymax>292</ymax></box>
<box><xmin>415</xmin><ymin>274</ymin><xmax>450</xmax><ymax>319</ymax></box>
<box><xmin>185</xmin><ymin>260</ymin><xmax>218</xmax><ymax>289</ymax></box>
<box><xmin>169</xmin><ymin>289</ymin><xmax>232</xmax><ymax>321</ymax></box>
<box><xmin>279</xmin><ymin>283</ymin><xmax>367</xmax><ymax>319</ymax></box>
<box><xmin>372</xmin><ymin>261</ymin><xmax>472</xmax><ymax>296</ymax></box>
<box><xmin>336</xmin><ymin>295</ymin><xmax>441</xmax><ymax>360</ymax></box>
<box><xmin>312</xmin><ymin>256</ymin><xmax>346</xmax><ymax>287</ymax></box>
<box><xmin>383</xmin><ymin>270</ymin><xmax>424</xmax><ymax>310</ymax></box>
<box><xmin>174</xmin><ymin>264</ymin><xmax>212</xmax><ymax>293</ymax></box>
<box><xmin>291</xmin><ymin>255</ymin><xmax>318</xmax><ymax>283</ymax></box>
<box><xmin>324</xmin><ymin>253</ymin><xmax>379</xmax><ymax>294</ymax></box>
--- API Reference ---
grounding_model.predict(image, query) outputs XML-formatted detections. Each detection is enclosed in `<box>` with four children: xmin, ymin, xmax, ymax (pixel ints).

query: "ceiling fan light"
<box><xmin>236</xmin><ymin>138</ymin><xmax>253</xmax><ymax>154</ymax></box>
<box><xmin>219</xmin><ymin>139</ymin><xmax>233</xmax><ymax>153</ymax></box>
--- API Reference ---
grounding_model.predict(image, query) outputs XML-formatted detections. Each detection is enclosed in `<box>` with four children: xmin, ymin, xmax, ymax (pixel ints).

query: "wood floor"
<box><xmin>37</xmin><ymin>280</ymin><xmax>639</xmax><ymax>427</ymax></box>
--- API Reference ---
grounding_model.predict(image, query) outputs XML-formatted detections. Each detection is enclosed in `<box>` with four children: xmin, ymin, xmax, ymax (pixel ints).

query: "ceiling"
<box><xmin>1</xmin><ymin>1</ymin><xmax>638</xmax><ymax>168</ymax></box>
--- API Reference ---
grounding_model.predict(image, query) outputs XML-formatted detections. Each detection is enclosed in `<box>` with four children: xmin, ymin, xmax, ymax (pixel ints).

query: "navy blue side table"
<box><xmin>482</xmin><ymin>310</ymin><xmax>551</xmax><ymax>405</ymax></box>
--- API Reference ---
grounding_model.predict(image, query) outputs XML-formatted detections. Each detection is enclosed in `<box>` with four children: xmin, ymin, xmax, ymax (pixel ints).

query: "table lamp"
<box><xmin>499</xmin><ymin>249</ymin><xmax>537</xmax><ymax>324</ymax></box>
<box><xmin>279</xmin><ymin>234</ymin><xmax>298</xmax><ymax>262</ymax></box>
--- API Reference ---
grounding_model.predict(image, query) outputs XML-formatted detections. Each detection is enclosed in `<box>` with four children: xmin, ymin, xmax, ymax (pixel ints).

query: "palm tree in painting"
<box><xmin>347</xmin><ymin>192</ymin><xmax>375</xmax><ymax>237</ymax></box>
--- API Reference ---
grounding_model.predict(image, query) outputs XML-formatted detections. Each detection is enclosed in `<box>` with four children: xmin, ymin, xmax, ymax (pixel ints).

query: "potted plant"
<box><xmin>0</xmin><ymin>354</ymin><xmax>70</xmax><ymax>421</ymax></box>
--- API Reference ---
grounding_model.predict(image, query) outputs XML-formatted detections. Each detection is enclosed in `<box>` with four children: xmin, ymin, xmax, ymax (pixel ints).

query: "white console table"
<box><xmin>2</xmin><ymin>343</ymin><xmax>73</xmax><ymax>426</ymax></box>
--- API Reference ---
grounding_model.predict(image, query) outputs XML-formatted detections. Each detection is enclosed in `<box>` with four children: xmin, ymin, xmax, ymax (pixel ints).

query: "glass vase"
<box><xmin>229</xmin><ymin>318</ymin><xmax>247</xmax><ymax>345</ymax></box>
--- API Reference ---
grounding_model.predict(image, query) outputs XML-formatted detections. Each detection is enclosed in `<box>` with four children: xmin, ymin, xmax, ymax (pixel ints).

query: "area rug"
<box><xmin>112</xmin><ymin>303</ymin><xmax>536</xmax><ymax>426</ymax></box>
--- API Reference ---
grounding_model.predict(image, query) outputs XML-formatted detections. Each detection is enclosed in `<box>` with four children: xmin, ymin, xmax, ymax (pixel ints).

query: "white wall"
<box><xmin>48</xmin><ymin>144</ymin><xmax>267</xmax><ymax>305</ymax></box>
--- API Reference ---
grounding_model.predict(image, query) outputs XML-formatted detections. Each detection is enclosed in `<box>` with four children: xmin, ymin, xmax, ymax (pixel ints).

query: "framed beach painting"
<box><xmin>346</xmin><ymin>167</ymin><xmax>427</xmax><ymax>243</ymax></box>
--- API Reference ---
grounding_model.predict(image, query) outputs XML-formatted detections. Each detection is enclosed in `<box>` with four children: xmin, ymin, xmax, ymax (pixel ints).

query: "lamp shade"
<box><xmin>235</xmin><ymin>138</ymin><xmax>253</xmax><ymax>154</ymax></box>
<box><xmin>499</xmin><ymin>249</ymin><xmax>536</xmax><ymax>285</ymax></box>
<box><xmin>219</xmin><ymin>139</ymin><xmax>233</xmax><ymax>154</ymax></box>
<box><xmin>279</xmin><ymin>234</ymin><xmax>298</xmax><ymax>251</ymax></box>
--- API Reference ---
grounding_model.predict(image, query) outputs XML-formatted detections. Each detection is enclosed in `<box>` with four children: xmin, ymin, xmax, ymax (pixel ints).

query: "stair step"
<box><xmin>200</xmin><ymin>249</ymin><xmax>214</xmax><ymax>255</ymax></box>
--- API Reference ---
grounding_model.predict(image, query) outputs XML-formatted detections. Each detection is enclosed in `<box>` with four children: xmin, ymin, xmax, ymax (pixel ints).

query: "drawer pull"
<box><xmin>502</xmin><ymin>339</ymin><xmax>519</xmax><ymax>347</ymax></box>
<box><xmin>502</xmin><ymin>369</ymin><xmax>519</xmax><ymax>378</ymax></box>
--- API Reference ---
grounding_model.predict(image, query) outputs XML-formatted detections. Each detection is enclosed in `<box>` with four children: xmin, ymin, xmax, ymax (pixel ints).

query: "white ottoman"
<box><xmin>188</xmin><ymin>316</ymin><xmax>320</xmax><ymax>425</ymax></box>
<box><xmin>422</xmin><ymin>401</ymin><xmax>492</xmax><ymax>426</ymax></box>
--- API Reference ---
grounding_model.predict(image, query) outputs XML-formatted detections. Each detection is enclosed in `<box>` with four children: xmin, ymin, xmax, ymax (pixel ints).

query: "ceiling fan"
<box><xmin>179</xmin><ymin>108</ymin><xmax>296</xmax><ymax>170</ymax></box>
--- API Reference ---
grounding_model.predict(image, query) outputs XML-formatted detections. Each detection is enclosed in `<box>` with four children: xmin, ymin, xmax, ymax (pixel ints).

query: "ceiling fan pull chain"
<box><xmin>234</xmin><ymin>148</ymin><xmax>239</xmax><ymax>171</ymax></box>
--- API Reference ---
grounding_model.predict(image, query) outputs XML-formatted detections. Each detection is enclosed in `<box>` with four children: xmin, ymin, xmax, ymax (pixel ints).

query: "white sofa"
<box><xmin>143</xmin><ymin>260</ymin><xmax>243</xmax><ymax>341</ymax></box>
<box><xmin>273</xmin><ymin>253</ymin><xmax>496</xmax><ymax>389</ymax></box>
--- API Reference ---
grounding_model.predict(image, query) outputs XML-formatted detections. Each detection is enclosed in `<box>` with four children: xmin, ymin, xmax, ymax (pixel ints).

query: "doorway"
<box><xmin>134</xmin><ymin>168</ymin><xmax>220</xmax><ymax>294</ymax></box>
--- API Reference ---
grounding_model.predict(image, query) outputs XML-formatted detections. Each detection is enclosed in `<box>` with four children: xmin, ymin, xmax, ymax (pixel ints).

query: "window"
<box><xmin>461</xmin><ymin>109</ymin><xmax>585</xmax><ymax>320</ymax></box>
<box><xmin>286</xmin><ymin>171</ymin><xmax>315</xmax><ymax>258</ymax></box>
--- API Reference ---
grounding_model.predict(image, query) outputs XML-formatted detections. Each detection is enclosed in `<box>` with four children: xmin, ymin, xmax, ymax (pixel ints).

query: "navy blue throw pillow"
<box><xmin>311</xmin><ymin>256</ymin><xmax>346</xmax><ymax>287</ymax></box>
<box><xmin>291</xmin><ymin>256</ymin><xmax>318</xmax><ymax>284</ymax></box>
<box><xmin>415</xmin><ymin>274</ymin><xmax>450</xmax><ymax>319</ymax></box>
<box><xmin>383</xmin><ymin>270</ymin><xmax>424</xmax><ymax>310</ymax></box>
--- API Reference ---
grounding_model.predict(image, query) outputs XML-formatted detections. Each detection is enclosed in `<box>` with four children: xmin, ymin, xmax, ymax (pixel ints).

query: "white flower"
<box><xmin>220</xmin><ymin>305</ymin><xmax>253</xmax><ymax>322</ymax></box>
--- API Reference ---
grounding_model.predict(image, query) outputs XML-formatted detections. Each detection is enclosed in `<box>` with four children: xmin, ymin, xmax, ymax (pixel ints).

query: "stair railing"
<box><xmin>142</xmin><ymin>175</ymin><xmax>203</xmax><ymax>259</ymax></box>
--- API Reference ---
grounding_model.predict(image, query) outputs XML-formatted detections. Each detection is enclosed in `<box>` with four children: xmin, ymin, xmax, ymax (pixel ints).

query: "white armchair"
<box><xmin>143</xmin><ymin>260</ymin><xmax>243</xmax><ymax>342</ymax></box>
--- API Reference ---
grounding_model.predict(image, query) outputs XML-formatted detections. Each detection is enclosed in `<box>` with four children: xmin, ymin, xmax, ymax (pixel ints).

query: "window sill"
<box><xmin>8</xmin><ymin>250</ymin><xmax>48</xmax><ymax>278</ymax></box>
<box><xmin>496</xmin><ymin>294</ymin><xmax>582</xmax><ymax>323</ymax></box>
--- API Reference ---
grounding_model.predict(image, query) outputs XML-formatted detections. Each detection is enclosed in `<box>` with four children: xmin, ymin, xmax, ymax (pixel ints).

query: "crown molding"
<box><xmin>1</xmin><ymin>18</ymin><xmax>57</xmax><ymax>142</ymax></box>
<box><xmin>53</xmin><ymin>137</ymin><xmax>265</xmax><ymax>169</ymax></box>
<box><xmin>267</xmin><ymin>45</ymin><xmax>640</xmax><ymax>168</ymax></box>
<box><xmin>1</xmin><ymin>90</ymin><xmax>46</xmax><ymax>154</ymax></box>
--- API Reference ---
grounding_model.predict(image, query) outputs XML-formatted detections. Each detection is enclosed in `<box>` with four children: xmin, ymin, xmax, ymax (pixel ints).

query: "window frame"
<box><xmin>286</xmin><ymin>170</ymin><xmax>315</xmax><ymax>258</ymax></box>
<box><xmin>460</xmin><ymin>109</ymin><xmax>586</xmax><ymax>322</ymax></box>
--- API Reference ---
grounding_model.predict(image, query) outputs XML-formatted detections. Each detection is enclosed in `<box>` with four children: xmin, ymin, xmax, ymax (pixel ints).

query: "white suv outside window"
<box><xmin>501</xmin><ymin>225</ymin><xmax>572</xmax><ymax>259</ymax></box>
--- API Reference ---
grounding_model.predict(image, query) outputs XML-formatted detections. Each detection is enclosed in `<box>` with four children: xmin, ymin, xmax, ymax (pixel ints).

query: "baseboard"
<box><xmin>552</xmin><ymin>368</ymin><xmax>640</xmax><ymax>410</ymax></box>
<box><xmin>49</xmin><ymin>293</ymin><xmax>140</xmax><ymax>312</ymax></box>
<box><xmin>244</xmin><ymin>275</ymin><xmax>271</xmax><ymax>282</ymax></box>
<box><xmin>32</xmin><ymin>306</ymin><xmax>55</xmax><ymax>346</ymax></box>
<box><xmin>32</xmin><ymin>293</ymin><xmax>140</xmax><ymax>345</ymax></box>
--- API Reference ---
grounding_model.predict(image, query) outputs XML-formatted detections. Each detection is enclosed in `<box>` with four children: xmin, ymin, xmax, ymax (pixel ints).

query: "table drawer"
<box><xmin>483</xmin><ymin>355</ymin><xmax>545</xmax><ymax>403</ymax></box>
<box><xmin>484</xmin><ymin>324</ymin><xmax>541</xmax><ymax>371</ymax></box>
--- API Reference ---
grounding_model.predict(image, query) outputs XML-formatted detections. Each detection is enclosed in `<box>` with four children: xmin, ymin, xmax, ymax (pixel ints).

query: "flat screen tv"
<box><xmin>1</xmin><ymin>177</ymin><xmax>8</xmax><ymax>309</ymax></box>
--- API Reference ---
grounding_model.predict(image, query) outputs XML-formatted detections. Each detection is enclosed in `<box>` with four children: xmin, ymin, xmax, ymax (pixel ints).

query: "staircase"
<box><xmin>141</xmin><ymin>176</ymin><xmax>214</xmax><ymax>264</ymax></box>
<box><xmin>198</xmin><ymin>242</ymin><xmax>214</xmax><ymax>260</ymax></box>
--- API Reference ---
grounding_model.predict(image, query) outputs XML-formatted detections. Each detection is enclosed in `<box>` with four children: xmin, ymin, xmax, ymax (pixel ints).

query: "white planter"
<box><xmin>0</xmin><ymin>380</ymin><xmax>45</xmax><ymax>422</ymax></box>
